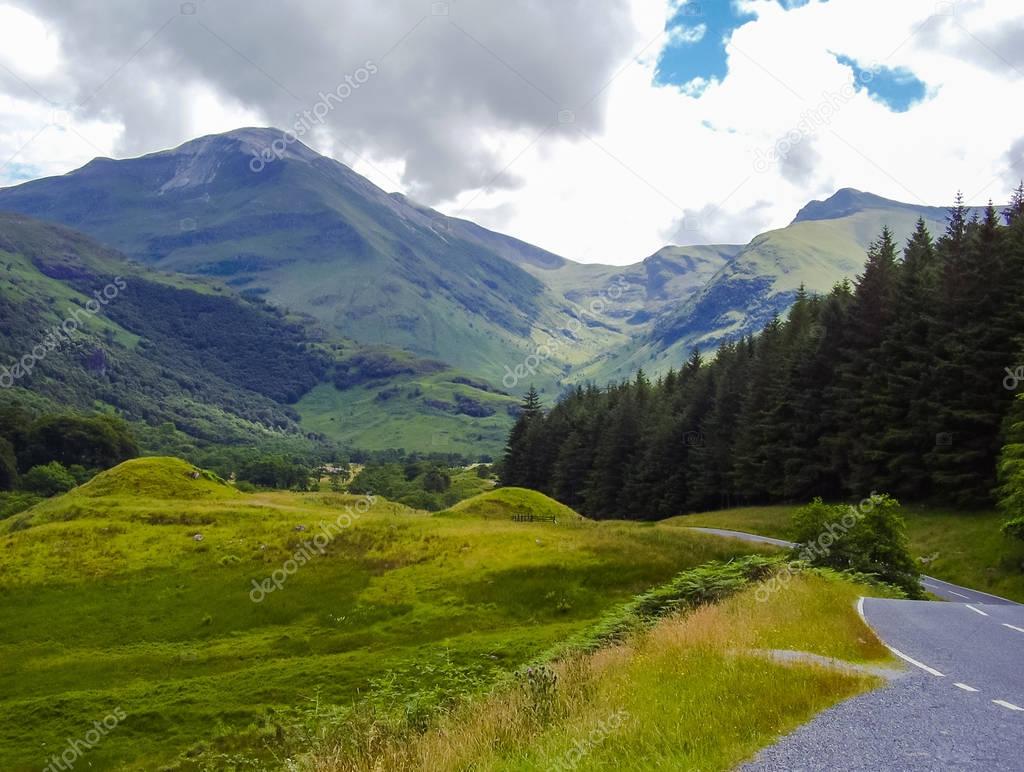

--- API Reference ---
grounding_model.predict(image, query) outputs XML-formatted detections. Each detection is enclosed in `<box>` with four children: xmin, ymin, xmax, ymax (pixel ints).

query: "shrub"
<box><xmin>790</xmin><ymin>495</ymin><xmax>921</xmax><ymax>597</ymax></box>
<box><xmin>20</xmin><ymin>462</ymin><xmax>77</xmax><ymax>497</ymax></box>
<box><xmin>0</xmin><ymin>437</ymin><xmax>16</xmax><ymax>491</ymax></box>
<box><xmin>1003</xmin><ymin>517</ymin><xmax>1024</xmax><ymax>542</ymax></box>
<box><xmin>0</xmin><ymin>492</ymin><xmax>42</xmax><ymax>521</ymax></box>
<box><xmin>22</xmin><ymin>414</ymin><xmax>138</xmax><ymax>470</ymax></box>
<box><xmin>237</xmin><ymin>456</ymin><xmax>312</xmax><ymax>490</ymax></box>
<box><xmin>422</xmin><ymin>467</ymin><xmax>450</xmax><ymax>493</ymax></box>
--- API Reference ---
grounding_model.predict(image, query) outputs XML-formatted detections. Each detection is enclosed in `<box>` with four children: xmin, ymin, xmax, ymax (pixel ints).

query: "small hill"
<box><xmin>444</xmin><ymin>487</ymin><xmax>580</xmax><ymax>520</ymax></box>
<box><xmin>73</xmin><ymin>457</ymin><xmax>237</xmax><ymax>500</ymax></box>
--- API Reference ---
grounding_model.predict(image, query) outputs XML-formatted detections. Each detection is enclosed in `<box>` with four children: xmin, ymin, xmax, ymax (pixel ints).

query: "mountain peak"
<box><xmin>170</xmin><ymin>126</ymin><xmax>322</xmax><ymax>163</ymax></box>
<box><xmin>135</xmin><ymin>127</ymin><xmax>322</xmax><ymax>193</ymax></box>
<box><xmin>791</xmin><ymin>188</ymin><xmax>896</xmax><ymax>223</ymax></box>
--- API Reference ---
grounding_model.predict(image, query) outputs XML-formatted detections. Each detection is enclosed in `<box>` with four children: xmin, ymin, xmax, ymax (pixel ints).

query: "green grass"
<box><xmin>300</xmin><ymin>571</ymin><xmax>892</xmax><ymax>771</ymax></box>
<box><xmin>0</xmin><ymin>459</ymin><xmax>772</xmax><ymax>770</ymax></box>
<box><xmin>443</xmin><ymin>487</ymin><xmax>581</xmax><ymax>520</ymax></box>
<box><xmin>295</xmin><ymin>377</ymin><xmax>515</xmax><ymax>457</ymax></box>
<box><xmin>673</xmin><ymin>504</ymin><xmax>1024</xmax><ymax>602</ymax></box>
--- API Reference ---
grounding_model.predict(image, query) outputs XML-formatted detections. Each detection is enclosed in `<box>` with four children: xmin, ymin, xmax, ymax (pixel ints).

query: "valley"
<box><xmin>0</xmin><ymin>129</ymin><xmax>983</xmax><ymax>458</ymax></box>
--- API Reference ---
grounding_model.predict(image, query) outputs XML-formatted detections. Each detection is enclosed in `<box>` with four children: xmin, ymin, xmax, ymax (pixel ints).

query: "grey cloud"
<box><xmin>1007</xmin><ymin>137</ymin><xmax>1024</xmax><ymax>182</ymax></box>
<box><xmin>12</xmin><ymin>0</ymin><xmax>639</xmax><ymax>202</ymax></box>
<box><xmin>664</xmin><ymin>199</ymin><xmax>775</xmax><ymax>246</ymax></box>
<box><xmin>779</xmin><ymin>137</ymin><xmax>821</xmax><ymax>186</ymax></box>
<box><xmin>914</xmin><ymin>9</ymin><xmax>1024</xmax><ymax>77</ymax></box>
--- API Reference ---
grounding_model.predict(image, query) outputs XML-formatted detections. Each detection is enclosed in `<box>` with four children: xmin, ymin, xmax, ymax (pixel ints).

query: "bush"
<box><xmin>237</xmin><ymin>456</ymin><xmax>312</xmax><ymax>490</ymax></box>
<box><xmin>422</xmin><ymin>467</ymin><xmax>451</xmax><ymax>493</ymax></box>
<box><xmin>20</xmin><ymin>462</ymin><xmax>77</xmax><ymax>497</ymax></box>
<box><xmin>790</xmin><ymin>495</ymin><xmax>922</xmax><ymax>597</ymax></box>
<box><xmin>0</xmin><ymin>436</ymin><xmax>16</xmax><ymax>491</ymax></box>
<box><xmin>1003</xmin><ymin>516</ymin><xmax>1024</xmax><ymax>542</ymax></box>
<box><xmin>22</xmin><ymin>414</ymin><xmax>138</xmax><ymax>471</ymax></box>
<box><xmin>0</xmin><ymin>492</ymin><xmax>42</xmax><ymax>521</ymax></box>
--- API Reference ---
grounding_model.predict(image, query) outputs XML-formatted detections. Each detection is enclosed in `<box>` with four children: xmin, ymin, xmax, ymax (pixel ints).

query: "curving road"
<box><xmin>685</xmin><ymin>526</ymin><xmax>1020</xmax><ymax>605</ymax></box>
<box><xmin>684</xmin><ymin>526</ymin><xmax>1024</xmax><ymax>771</ymax></box>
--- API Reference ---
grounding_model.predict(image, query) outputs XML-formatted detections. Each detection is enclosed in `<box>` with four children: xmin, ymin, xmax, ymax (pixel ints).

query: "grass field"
<box><xmin>300</xmin><ymin>571</ymin><xmax>894</xmax><ymax>770</ymax></box>
<box><xmin>672</xmin><ymin>504</ymin><xmax>1024</xmax><ymax>603</ymax></box>
<box><xmin>0</xmin><ymin>459</ymin><xmax>773</xmax><ymax>770</ymax></box>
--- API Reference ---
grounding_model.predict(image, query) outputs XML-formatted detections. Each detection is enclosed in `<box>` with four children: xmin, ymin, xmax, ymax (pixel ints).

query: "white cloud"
<box><xmin>668</xmin><ymin>22</ymin><xmax>707</xmax><ymax>44</ymax></box>
<box><xmin>0</xmin><ymin>0</ymin><xmax>1022</xmax><ymax>264</ymax></box>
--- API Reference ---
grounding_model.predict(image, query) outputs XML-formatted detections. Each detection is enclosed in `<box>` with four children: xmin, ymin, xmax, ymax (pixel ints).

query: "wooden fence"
<box><xmin>511</xmin><ymin>514</ymin><xmax>557</xmax><ymax>523</ymax></box>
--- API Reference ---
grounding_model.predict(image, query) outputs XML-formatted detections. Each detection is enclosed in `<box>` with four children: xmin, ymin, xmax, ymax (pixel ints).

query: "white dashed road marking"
<box><xmin>948</xmin><ymin>590</ymin><xmax>970</xmax><ymax>599</ymax></box>
<box><xmin>992</xmin><ymin>700</ymin><xmax>1024</xmax><ymax>712</ymax></box>
<box><xmin>954</xmin><ymin>683</ymin><xmax>980</xmax><ymax>692</ymax></box>
<box><xmin>965</xmin><ymin>604</ymin><xmax>989</xmax><ymax>617</ymax></box>
<box><xmin>1002</xmin><ymin>623</ymin><xmax>1024</xmax><ymax>634</ymax></box>
<box><xmin>885</xmin><ymin>645</ymin><xmax>945</xmax><ymax>677</ymax></box>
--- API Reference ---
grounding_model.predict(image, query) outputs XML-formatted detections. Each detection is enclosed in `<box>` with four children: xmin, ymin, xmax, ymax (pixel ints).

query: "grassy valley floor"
<box><xmin>0</xmin><ymin>460</ymin><xmax>772</xmax><ymax>770</ymax></box>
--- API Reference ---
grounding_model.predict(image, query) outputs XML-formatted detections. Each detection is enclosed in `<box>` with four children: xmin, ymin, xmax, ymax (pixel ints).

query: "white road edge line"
<box><xmin>885</xmin><ymin>645</ymin><xmax>945</xmax><ymax>677</ymax></box>
<box><xmin>965</xmin><ymin>604</ymin><xmax>989</xmax><ymax>616</ymax></box>
<box><xmin>993</xmin><ymin>699</ymin><xmax>1024</xmax><ymax>712</ymax></box>
<box><xmin>954</xmin><ymin>682</ymin><xmax>979</xmax><ymax>692</ymax></box>
<box><xmin>923</xmin><ymin>576</ymin><xmax>1019</xmax><ymax>604</ymax></box>
<box><xmin>1002</xmin><ymin>623</ymin><xmax>1024</xmax><ymax>634</ymax></box>
<box><xmin>856</xmin><ymin>596</ymin><xmax>866</xmax><ymax>621</ymax></box>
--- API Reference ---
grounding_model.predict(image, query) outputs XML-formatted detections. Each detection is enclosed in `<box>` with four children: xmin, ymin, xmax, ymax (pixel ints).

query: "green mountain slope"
<box><xmin>579</xmin><ymin>190</ymin><xmax>988</xmax><ymax>381</ymax></box>
<box><xmin>0</xmin><ymin>128</ymin><xmax>606</xmax><ymax>384</ymax></box>
<box><xmin>0</xmin><ymin>127</ymin><xmax>984</xmax><ymax>415</ymax></box>
<box><xmin>0</xmin><ymin>213</ymin><xmax>519</xmax><ymax>456</ymax></box>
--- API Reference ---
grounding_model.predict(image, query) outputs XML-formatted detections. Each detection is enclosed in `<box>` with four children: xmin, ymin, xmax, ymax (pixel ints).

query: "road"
<box><xmin>686</xmin><ymin>526</ymin><xmax>1019</xmax><ymax>605</ymax></box>
<box><xmin>684</xmin><ymin>526</ymin><xmax>1024</xmax><ymax>771</ymax></box>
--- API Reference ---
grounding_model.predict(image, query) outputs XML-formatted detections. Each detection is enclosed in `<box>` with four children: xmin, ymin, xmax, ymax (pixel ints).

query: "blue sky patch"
<box><xmin>834</xmin><ymin>53</ymin><xmax>927</xmax><ymax>112</ymax></box>
<box><xmin>655</xmin><ymin>1</ymin><xmax>827</xmax><ymax>93</ymax></box>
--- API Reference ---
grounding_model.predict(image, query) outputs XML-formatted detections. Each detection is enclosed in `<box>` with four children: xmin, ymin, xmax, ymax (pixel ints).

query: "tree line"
<box><xmin>502</xmin><ymin>188</ymin><xmax>1024</xmax><ymax>520</ymax></box>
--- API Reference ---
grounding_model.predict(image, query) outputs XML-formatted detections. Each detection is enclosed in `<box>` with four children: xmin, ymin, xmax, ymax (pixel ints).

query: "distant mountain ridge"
<box><xmin>0</xmin><ymin>127</ymin><xmax>986</xmax><ymax>449</ymax></box>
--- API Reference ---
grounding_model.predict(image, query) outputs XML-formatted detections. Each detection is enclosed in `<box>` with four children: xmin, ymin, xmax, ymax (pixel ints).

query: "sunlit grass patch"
<box><xmin>299</xmin><ymin>572</ymin><xmax>888</xmax><ymax>771</ymax></box>
<box><xmin>0</xmin><ymin>461</ymin><xmax>764</xmax><ymax>769</ymax></box>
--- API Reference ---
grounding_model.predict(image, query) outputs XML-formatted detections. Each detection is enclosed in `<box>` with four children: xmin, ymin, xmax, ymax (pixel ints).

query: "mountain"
<box><xmin>0</xmin><ymin>129</ymin><xmax>747</xmax><ymax>393</ymax></box>
<box><xmin>0</xmin><ymin>212</ymin><xmax>519</xmax><ymax>456</ymax></box>
<box><xmin>0</xmin><ymin>211</ymin><xmax>320</xmax><ymax>444</ymax></box>
<box><xmin>0</xmin><ymin>128</ymin><xmax>607</xmax><ymax>384</ymax></box>
<box><xmin>0</xmin><ymin>128</ymin><xmax>982</xmax><ymax>447</ymax></box>
<box><xmin>579</xmin><ymin>188</ymin><xmax>991</xmax><ymax>381</ymax></box>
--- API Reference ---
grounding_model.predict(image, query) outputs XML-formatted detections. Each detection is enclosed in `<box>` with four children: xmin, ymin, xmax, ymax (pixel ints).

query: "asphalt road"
<box><xmin>684</xmin><ymin>526</ymin><xmax>1024</xmax><ymax>771</ymax></box>
<box><xmin>685</xmin><ymin>526</ymin><xmax>1020</xmax><ymax>605</ymax></box>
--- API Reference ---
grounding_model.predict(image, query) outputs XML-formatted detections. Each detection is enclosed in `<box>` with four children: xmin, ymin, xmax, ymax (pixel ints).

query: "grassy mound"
<box><xmin>73</xmin><ymin>456</ymin><xmax>237</xmax><ymax>500</ymax></box>
<box><xmin>444</xmin><ymin>487</ymin><xmax>580</xmax><ymax>520</ymax></box>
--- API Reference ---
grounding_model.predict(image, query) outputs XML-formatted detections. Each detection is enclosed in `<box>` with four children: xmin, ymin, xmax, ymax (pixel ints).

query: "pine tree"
<box><xmin>833</xmin><ymin>228</ymin><xmax>900</xmax><ymax>495</ymax></box>
<box><xmin>874</xmin><ymin>219</ymin><xmax>938</xmax><ymax>498</ymax></box>
<box><xmin>926</xmin><ymin>201</ymin><xmax>1012</xmax><ymax>505</ymax></box>
<box><xmin>501</xmin><ymin>386</ymin><xmax>544</xmax><ymax>488</ymax></box>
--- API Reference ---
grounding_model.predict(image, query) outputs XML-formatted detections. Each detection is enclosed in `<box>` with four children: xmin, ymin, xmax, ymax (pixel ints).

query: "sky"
<box><xmin>0</xmin><ymin>0</ymin><xmax>1021</xmax><ymax>265</ymax></box>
